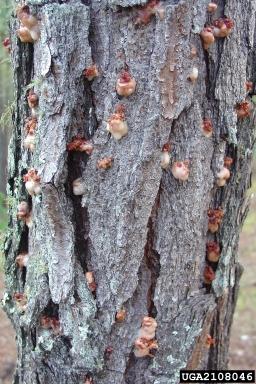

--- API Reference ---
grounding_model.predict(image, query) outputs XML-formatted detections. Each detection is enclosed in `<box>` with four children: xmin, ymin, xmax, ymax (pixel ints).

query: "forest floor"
<box><xmin>229</xmin><ymin>181</ymin><xmax>256</xmax><ymax>369</ymax></box>
<box><xmin>0</xmin><ymin>190</ymin><xmax>255</xmax><ymax>383</ymax></box>
<box><xmin>0</xmin><ymin>272</ymin><xmax>16</xmax><ymax>384</ymax></box>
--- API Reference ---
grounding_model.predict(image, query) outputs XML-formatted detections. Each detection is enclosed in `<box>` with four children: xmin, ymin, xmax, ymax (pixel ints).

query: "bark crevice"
<box><xmin>144</xmin><ymin>187</ymin><xmax>161</xmax><ymax>318</ymax></box>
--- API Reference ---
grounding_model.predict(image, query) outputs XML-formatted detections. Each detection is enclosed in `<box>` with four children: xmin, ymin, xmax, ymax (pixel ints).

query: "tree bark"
<box><xmin>4</xmin><ymin>0</ymin><xmax>256</xmax><ymax>383</ymax></box>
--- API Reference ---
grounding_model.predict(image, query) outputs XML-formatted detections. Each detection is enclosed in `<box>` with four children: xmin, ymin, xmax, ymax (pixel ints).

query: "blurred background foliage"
<box><xmin>0</xmin><ymin>0</ymin><xmax>14</xmax><ymax>261</ymax></box>
<box><xmin>0</xmin><ymin>3</ymin><xmax>16</xmax><ymax>383</ymax></box>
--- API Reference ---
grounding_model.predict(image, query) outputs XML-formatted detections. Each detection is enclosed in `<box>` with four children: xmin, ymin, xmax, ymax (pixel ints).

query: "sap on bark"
<box><xmin>17</xmin><ymin>201</ymin><xmax>29</xmax><ymax>220</ymax></box>
<box><xmin>171</xmin><ymin>161</ymin><xmax>189</xmax><ymax>181</ymax></box>
<box><xmin>212</xmin><ymin>18</ymin><xmax>234</xmax><ymax>38</ymax></box>
<box><xmin>115</xmin><ymin>309</ymin><xmax>126</xmax><ymax>322</ymax></box>
<box><xmin>27</xmin><ymin>90</ymin><xmax>38</xmax><ymax>109</ymax></box>
<box><xmin>17</xmin><ymin>201</ymin><xmax>33</xmax><ymax>227</ymax></box>
<box><xmin>2</xmin><ymin>37</ymin><xmax>11</xmax><ymax>53</ymax></box>
<box><xmin>202</xmin><ymin>118</ymin><xmax>213</xmax><ymax>138</ymax></box>
<box><xmin>134</xmin><ymin>338</ymin><xmax>158</xmax><ymax>358</ymax></box>
<box><xmin>200</xmin><ymin>28</ymin><xmax>215</xmax><ymax>50</ymax></box>
<box><xmin>13</xmin><ymin>292</ymin><xmax>27</xmax><ymax>312</ymax></box>
<box><xmin>16</xmin><ymin>4</ymin><xmax>40</xmax><ymax>43</ymax></box>
<box><xmin>139</xmin><ymin>316</ymin><xmax>157</xmax><ymax>339</ymax></box>
<box><xmin>24</xmin><ymin>116</ymin><xmax>37</xmax><ymax>152</ymax></box>
<box><xmin>161</xmin><ymin>143</ymin><xmax>171</xmax><ymax>169</ymax></box>
<box><xmin>200</xmin><ymin>17</ymin><xmax>234</xmax><ymax>51</ymax></box>
<box><xmin>40</xmin><ymin>315</ymin><xmax>61</xmax><ymax>335</ymax></box>
<box><xmin>27</xmin><ymin>89</ymin><xmax>39</xmax><ymax>111</ymax></box>
<box><xmin>83</xmin><ymin>64</ymin><xmax>99</xmax><ymax>81</ymax></box>
<box><xmin>24</xmin><ymin>133</ymin><xmax>35</xmax><ymax>152</ymax></box>
<box><xmin>236</xmin><ymin>100</ymin><xmax>252</xmax><ymax>118</ymax></box>
<box><xmin>72</xmin><ymin>178</ymin><xmax>86</xmax><ymax>196</ymax></box>
<box><xmin>190</xmin><ymin>45</ymin><xmax>198</xmax><ymax>58</ymax></box>
<box><xmin>116</xmin><ymin>70</ymin><xmax>136</xmax><ymax>97</ymax></box>
<box><xmin>104</xmin><ymin>346</ymin><xmax>114</xmax><ymax>360</ymax></box>
<box><xmin>134</xmin><ymin>316</ymin><xmax>158</xmax><ymax>357</ymax></box>
<box><xmin>216</xmin><ymin>167</ymin><xmax>230</xmax><ymax>187</ymax></box>
<box><xmin>97</xmin><ymin>157</ymin><xmax>113</xmax><ymax>170</ymax></box>
<box><xmin>15</xmin><ymin>253</ymin><xmax>29</xmax><ymax>268</ymax></box>
<box><xmin>206</xmin><ymin>241</ymin><xmax>221</xmax><ymax>263</ymax></box>
<box><xmin>245</xmin><ymin>81</ymin><xmax>253</xmax><ymax>93</ymax></box>
<box><xmin>224</xmin><ymin>157</ymin><xmax>233</xmax><ymax>168</ymax></box>
<box><xmin>188</xmin><ymin>67</ymin><xmax>199</xmax><ymax>83</ymax></box>
<box><xmin>85</xmin><ymin>272</ymin><xmax>97</xmax><ymax>293</ymax></box>
<box><xmin>206</xmin><ymin>334</ymin><xmax>215</xmax><ymax>348</ymax></box>
<box><xmin>207</xmin><ymin>2</ymin><xmax>218</xmax><ymax>13</ymax></box>
<box><xmin>106</xmin><ymin>104</ymin><xmax>128</xmax><ymax>140</ymax></box>
<box><xmin>67</xmin><ymin>136</ymin><xmax>94</xmax><ymax>154</ymax></box>
<box><xmin>204</xmin><ymin>265</ymin><xmax>215</xmax><ymax>285</ymax></box>
<box><xmin>23</xmin><ymin>168</ymin><xmax>41</xmax><ymax>196</ymax></box>
<box><xmin>25</xmin><ymin>117</ymin><xmax>37</xmax><ymax>135</ymax></box>
<box><xmin>207</xmin><ymin>208</ymin><xmax>224</xmax><ymax>233</ymax></box>
<box><xmin>84</xmin><ymin>376</ymin><xmax>93</xmax><ymax>384</ymax></box>
<box><xmin>216</xmin><ymin>156</ymin><xmax>234</xmax><ymax>186</ymax></box>
<box><xmin>17</xmin><ymin>27</ymin><xmax>34</xmax><ymax>43</ymax></box>
<box><xmin>135</xmin><ymin>0</ymin><xmax>165</xmax><ymax>26</ymax></box>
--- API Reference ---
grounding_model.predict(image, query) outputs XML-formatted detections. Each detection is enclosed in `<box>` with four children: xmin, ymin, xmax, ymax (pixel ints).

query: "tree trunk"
<box><xmin>4</xmin><ymin>0</ymin><xmax>256</xmax><ymax>383</ymax></box>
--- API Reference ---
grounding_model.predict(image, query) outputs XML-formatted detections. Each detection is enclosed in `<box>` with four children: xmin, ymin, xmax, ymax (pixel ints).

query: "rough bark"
<box><xmin>4</xmin><ymin>0</ymin><xmax>256</xmax><ymax>383</ymax></box>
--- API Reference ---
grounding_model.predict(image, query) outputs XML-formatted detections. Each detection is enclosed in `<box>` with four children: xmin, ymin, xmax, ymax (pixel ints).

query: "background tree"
<box><xmin>3</xmin><ymin>0</ymin><xmax>256</xmax><ymax>383</ymax></box>
<box><xmin>0</xmin><ymin>0</ymin><xmax>13</xmax><ymax>194</ymax></box>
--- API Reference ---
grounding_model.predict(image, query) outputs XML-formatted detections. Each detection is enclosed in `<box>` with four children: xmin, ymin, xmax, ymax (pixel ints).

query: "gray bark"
<box><xmin>4</xmin><ymin>0</ymin><xmax>256</xmax><ymax>383</ymax></box>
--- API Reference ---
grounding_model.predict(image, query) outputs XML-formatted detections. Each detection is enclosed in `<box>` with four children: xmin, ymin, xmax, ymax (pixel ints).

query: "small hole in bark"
<box><xmin>31</xmin><ymin>328</ymin><xmax>37</xmax><ymax>349</ymax></box>
<box><xmin>74</xmin><ymin>290</ymin><xmax>81</xmax><ymax>303</ymax></box>
<box><xmin>18</xmin><ymin>226</ymin><xmax>29</xmax><ymax>255</ymax></box>
<box><xmin>104</xmin><ymin>346</ymin><xmax>113</xmax><ymax>360</ymax></box>
<box><xmin>42</xmin><ymin>300</ymin><xmax>59</xmax><ymax>318</ymax></box>
<box><xmin>84</xmin><ymin>373</ymin><xmax>93</xmax><ymax>384</ymax></box>
<box><xmin>65</xmin><ymin>153</ymin><xmax>90</xmax><ymax>271</ymax></box>
<box><xmin>81</xmin><ymin>0</ymin><xmax>91</xmax><ymax>5</ymax></box>
<box><xmin>61</xmin><ymin>336</ymin><xmax>72</xmax><ymax>351</ymax></box>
